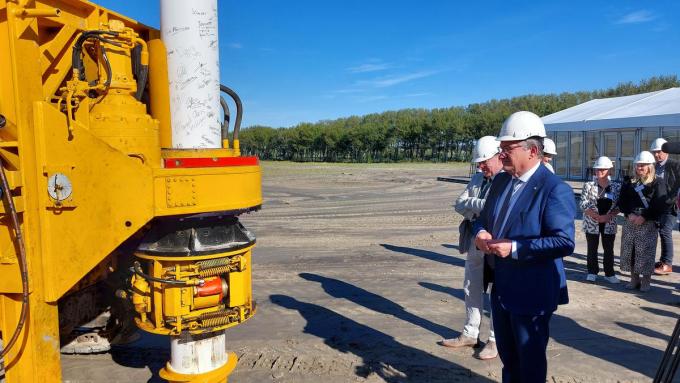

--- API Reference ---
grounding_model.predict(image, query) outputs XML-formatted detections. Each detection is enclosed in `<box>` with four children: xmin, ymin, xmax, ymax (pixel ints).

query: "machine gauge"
<box><xmin>47</xmin><ymin>173</ymin><xmax>73</xmax><ymax>203</ymax></box>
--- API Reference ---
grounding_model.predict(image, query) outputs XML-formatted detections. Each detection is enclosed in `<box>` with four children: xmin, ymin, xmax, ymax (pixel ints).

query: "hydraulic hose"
<box><xmin>131</xmin><ymin>44</ymin><xmax>149</xmax><ymax>101</ymax></box>
<box><xmin>219</xmin><ymin>96</ymin><xmax>231</xmax><ymax>141</ymax></box>
<box><xmin>131</xmin><ymin>261</ymin><xmax>188</xmax><ymax>286</ymax></box>
<box><xmin>71</xmin><ymin>31</ymin><xmax>120</xmax><ymax>86</ymax></box>
<box><xmin>220</xmin><ymin>85</ymin><xmax>242</xmax><ymax>142</ymax></box>
<box><xmin>0</xmin><ymin>162</ymin><xmax>29</xmax><ymax>360</ymax></box>
<box><xmin>134</xmin><ymin>65</ymin><xmax>148</xmax><ymax>101</ymax></box>
<box><xmin>99</xmin><ymin>45</ymin><xmax>113</xmax><ymax>88</ymax></box>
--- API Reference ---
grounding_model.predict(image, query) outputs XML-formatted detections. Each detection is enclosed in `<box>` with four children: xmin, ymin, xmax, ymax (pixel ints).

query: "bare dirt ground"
<box><xmin>62</xmin><ymin>161</ymin><xmax>680</xmax><ymax>382</ymax></box>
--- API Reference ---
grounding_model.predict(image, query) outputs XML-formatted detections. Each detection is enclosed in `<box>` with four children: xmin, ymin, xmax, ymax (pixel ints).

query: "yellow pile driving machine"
<box><xmin>0</xmin><ymin>0</ymin><xmax>260</xmax><ymax>382</ymax></box>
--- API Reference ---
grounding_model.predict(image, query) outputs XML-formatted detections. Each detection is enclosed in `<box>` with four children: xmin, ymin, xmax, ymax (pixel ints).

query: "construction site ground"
<box><xmin>61</xmin><ymin>161</ymin><xmax>680</xmax><ymax>383</ymax></box>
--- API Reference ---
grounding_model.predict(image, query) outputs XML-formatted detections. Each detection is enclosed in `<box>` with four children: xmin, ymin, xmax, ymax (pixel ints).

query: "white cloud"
<box><xmin>227</xmin><ymin>42</ymin><xmax>243</xmax><ymax>49</ymax></box>
<box><xmin>347</xmin><ymin>62</ymin><xmax>392</xmax><ymax>73</ymax></box>
<box><xmin>615</xmin><ymin>10</ymin><xmax>656</xmax><ymax>24</ymax></box>
<box><xmin>355</xmin><ymin>95</ymin><xmax>388</xmax><ymax>103</ymax></box>
<box><xmin>404</xmin><ymin>92</ymin><xmax>430</xmax><ymax>97</ymax></box>
<box><xmin>359</xmin><ymin>70</ymin><xmax>438</xmax><ymax>88</ymax></box>
<box><xmin>332</xmin><ymin>88</ymin><xmax>365</xmax><ymax>94</ymax></box>
<box><xmin>347</xmin><ymin>58</ymin><xmax>394</xmax><ymax>73</ymax></box>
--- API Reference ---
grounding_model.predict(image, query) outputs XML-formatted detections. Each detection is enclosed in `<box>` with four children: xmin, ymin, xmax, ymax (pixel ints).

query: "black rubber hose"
<box><xmin>72</xmin><ymin>31</ymin><xmax>98</xmax><ymax>79</ymax></box>
<box><xmin>71</xmin><ymin>31</ymin><xmax>119</xmax><ymax>81</ymax></box>
<box><xmin>100</xmin><ymin>45</ymin><xmax>113</xmax><ymax>88</ymax></box>
<box><xmin>0</xmin><ymin>162</ymin><xmax>29</xmax><ymax>360</ymax></box>
<box><xmin>131</xmin><ymin>45</ymin><xmax>148</xmax><ymax>101</ymax></box>
<box><xmin>135</xmin><ymin>66</ymin><xmax>148</xmax><ymax>101</ymax></box>
<box><xmin>131</xmin><ymin>261</ymin><xmax>188</xmax><ymax>286</ymax></box>
<box><xmin>219</xmin><ymin>96</ymin><xmax>230</xmax><ymax>141</ymax></box>
<box><xmin>220</xmin><ymin>85</ymin><xmax>242</xmax><ymax>141</ymax></box>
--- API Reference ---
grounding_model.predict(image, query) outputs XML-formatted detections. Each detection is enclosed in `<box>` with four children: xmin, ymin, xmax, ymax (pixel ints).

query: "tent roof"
<box><xmin>542</xmin><ymin>87</ymin><xmax>680</xmax><ymax>132</ymax></box>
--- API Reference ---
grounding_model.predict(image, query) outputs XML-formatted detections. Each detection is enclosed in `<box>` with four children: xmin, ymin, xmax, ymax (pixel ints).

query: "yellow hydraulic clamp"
<box><xmin>0</xmin><ymin>1</ymin><xmax>260</xmax><ymax>382</ymax></box>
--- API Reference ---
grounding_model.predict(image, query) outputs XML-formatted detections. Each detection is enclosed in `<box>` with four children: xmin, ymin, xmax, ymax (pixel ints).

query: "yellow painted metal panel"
<box><xmin>0</xmin><ymin>292</ymin><xmax>62</xmax><ymax>383</ymax></box>
<box><xmin>228</xmin><ymin>251</ymin><xmax>252</xmax><ymax>308</ymax></box>
<box><xmin>1</xmin><ymin>3</ymin><xmax>64</xmax><ymax>382</ymax></box>
<box><xmin>41</xmin><ymin>24</ymin><xmax>77</xmax><ymax>99</ymax></box>
<box><xmin>148</xmin><ymin>38</ymin><xmax>172</xmax><ymax>148</ymax></box>
<box><xmin>33</xmin><ymin>102</ymin><xmax>156</xmax><ymax>301</ymax></box>
<box><xmin>0</xmin><ymin>265</ymin><xmax>21</xmax><ymax>292</ymax></box>
<box><xmin>153</xmin><ymin>166</ymin><xmax>262</xmax><ymax>216</ymax></box>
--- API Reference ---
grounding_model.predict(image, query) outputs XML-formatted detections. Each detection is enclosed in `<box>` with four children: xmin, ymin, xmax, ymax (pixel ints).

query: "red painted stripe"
<box><xmin>164</xmin><ymin>156</ymin><xmax>259</xmax><ymax>168</ymax></box>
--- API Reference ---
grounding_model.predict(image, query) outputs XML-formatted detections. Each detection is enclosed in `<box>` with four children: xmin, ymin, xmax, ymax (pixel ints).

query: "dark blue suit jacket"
<box><xmin>474</xmin><ymin>164</ymin><xmax>575</xmax><ymax>316</ymax></box>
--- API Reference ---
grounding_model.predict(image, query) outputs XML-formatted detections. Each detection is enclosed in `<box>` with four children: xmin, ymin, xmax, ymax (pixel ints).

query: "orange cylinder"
<box><xmin>196</xmin><ymin>277</ymin><xmax>225</xmax><ymax>298</ymax></box>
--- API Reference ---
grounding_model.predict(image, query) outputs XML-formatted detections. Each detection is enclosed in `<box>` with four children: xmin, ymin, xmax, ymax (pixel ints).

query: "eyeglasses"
<box><xmin>499</xmin><ymin>143</ymin><xmax>526</xmax><ymax>154</ymax></box>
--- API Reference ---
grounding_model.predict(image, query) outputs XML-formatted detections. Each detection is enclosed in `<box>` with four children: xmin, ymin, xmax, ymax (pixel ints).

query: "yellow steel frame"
<box><xmin>0</xmin><ymin>1</ymin><xmax>261</xmax><ymax>382</ymax></box>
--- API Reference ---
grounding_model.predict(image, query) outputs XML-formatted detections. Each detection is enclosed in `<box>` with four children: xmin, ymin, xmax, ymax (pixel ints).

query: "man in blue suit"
<box><xmin>473</xmin><ymin>111</ymin><xmax>576</xmax><ymax>383</ymax></box>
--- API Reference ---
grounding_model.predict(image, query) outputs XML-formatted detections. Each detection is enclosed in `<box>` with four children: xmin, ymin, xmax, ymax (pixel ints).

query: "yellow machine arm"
<box><xmin>0</xmin><ymin>1</ymin><xmax>260</xmax><ymax>382</ymax></box>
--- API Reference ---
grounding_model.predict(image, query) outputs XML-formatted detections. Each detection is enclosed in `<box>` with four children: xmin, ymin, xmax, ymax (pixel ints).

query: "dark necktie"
<box><xmin>492</xmin><ymin>178</ymin><xmax>519</xmax><ymax>238</ymax></box>
<box><xmin>486</xmin><ymin>178</ymin><xmax>518</xmax><ymax>270</ymax></box>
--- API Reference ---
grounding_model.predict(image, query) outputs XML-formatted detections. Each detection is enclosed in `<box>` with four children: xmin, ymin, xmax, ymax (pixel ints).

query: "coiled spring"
<box><xmin>199</xmin><ymin>265</ymin><xmax>231</xmax><ymax>278</ymax></box>
<box><xmin>196</xmin><ymin>257</ymin><xmax>231</xmax><ymax>270</ymax></box>
<box><xmin>200</xmin><ymin>310</ymin><xmax>235</xmax><ymax>327</ymax></box>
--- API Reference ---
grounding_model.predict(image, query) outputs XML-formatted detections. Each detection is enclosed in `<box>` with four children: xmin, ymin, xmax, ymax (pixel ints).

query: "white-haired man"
<box><xmin>440</xmin><ymin>136</ymin><xmax>503</xmax><ymax>360</ymax></box>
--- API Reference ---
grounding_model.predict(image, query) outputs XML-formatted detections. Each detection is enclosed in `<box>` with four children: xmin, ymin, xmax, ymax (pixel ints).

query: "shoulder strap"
<box><xmin>634</xmin><ymin>181</ymin><xmax>650</xmax><ymax>209</ymax></box>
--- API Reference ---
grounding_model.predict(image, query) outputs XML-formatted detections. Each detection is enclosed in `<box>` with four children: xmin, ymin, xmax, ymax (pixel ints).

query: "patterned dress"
<box><xmin>580</xmin><ymin>180</ymin><xmax>621</xmax><ymax>235</ymax></box>
<box><xmin>618</xmin><ymin>177</ymin><xmax>668</xmax><ymax>275</ymax></box>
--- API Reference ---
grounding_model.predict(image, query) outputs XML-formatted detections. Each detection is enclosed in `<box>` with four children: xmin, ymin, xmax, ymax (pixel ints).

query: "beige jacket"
<box><xmin>455</xmin><ymin>172</ymin><xmax>489</xmax><ymax>221</ymax></box>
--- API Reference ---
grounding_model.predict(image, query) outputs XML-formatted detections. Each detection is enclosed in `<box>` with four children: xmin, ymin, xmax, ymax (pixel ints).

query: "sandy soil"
<box><xmin>61</xmin><ymin>161</ymin><xmax>680</xmax><ymax>382</ymax></box>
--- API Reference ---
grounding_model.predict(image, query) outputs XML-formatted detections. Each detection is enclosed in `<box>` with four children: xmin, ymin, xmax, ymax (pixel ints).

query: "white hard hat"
<box><xmin>472</xmin><ymin>136</ymin><xmax>500</xmax><ymax>163</ymax></box>
<box><xmin>543</xmin><ymin>138</ymin><xmax>557</xmax><ymax>155</ymax></box>
<box><xmin>497</xmin><ymin>111</ymin><xmax>546</xmax><ymax>141</ymax></box>
<box><xmin>593</xmin><ymin>156</ymin><xmax>614</xmax><ymax>169</ymax></box>
<box><xmin>650</xmin><ymin>138</ymin><xmax>667</xmax><ymax>152</ymax></box>
<box><xmin>634</xmin><ymin>151</ymin><xmax>655</xmax><ymax>164</ymax></box>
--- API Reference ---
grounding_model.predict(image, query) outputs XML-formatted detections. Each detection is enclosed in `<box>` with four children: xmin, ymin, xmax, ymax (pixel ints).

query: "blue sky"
<box><xmin>96</xmin><ymin>1</ymin><xmax>679</xmax><ymax>128</ymax></box>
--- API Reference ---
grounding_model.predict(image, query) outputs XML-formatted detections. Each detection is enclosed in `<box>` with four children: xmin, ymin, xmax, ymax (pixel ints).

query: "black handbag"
<box><xmin>458</xmin><ymin>219</ymin><xmax>473</xmax><ymax>254</ymax></box>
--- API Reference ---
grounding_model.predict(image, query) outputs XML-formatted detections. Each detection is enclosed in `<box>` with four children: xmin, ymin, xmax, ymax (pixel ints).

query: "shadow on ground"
<box><xmin>552</xmin><ymin>314</ymin><xmax>664</xmax><ymax>378</ymax></box>
<box><xmin>616</xmin><ymin>321</ymin><xmax>670</xmax><ymax>343</ymax></box>
<box><xmin>110</xmin><ymin>343</ymin><xmax>167</xmax><ymax>383</ymax></box>
<box><xmin>271</xmin><ymin>293</ymin><xmax>494</xmax><ymax>382</ymax></box>
<box><xmin>381</xmin><ymin>243</ymin><xmax>465</xmax><ymax>267</ymax></box>
<box><xmin>300</xmin><ymin>273</ymin><xmax>455</xmax><ymax>338</ymax></box>
<box><xmin>642</xmin><ymin>306</ymin><xmax>680</xmax><ymax>319</ymax></box>
<box><xmin>418</xmin><ymin>281</ymin><xmax>465</xmax><ymax>302</ymax></box>
<box><xmin>565</xmin><ymin>252</ymin><xmax>679</xmax><ymax>309</ymax></box>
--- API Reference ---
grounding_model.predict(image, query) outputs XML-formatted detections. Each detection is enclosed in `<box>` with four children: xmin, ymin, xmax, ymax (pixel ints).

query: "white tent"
<box><xmin>540</xmin><ymin>87</ymin><xmax>680</xmax><ymax>180</ymax></box>
<box><xmin>543</xmin><ymin>87</ymin><xmax>680</xmax><ymax>131</ymax></box>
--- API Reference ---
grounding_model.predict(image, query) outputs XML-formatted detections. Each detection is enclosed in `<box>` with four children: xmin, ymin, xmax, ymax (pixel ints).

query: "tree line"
<box><xmin>239</xmin><ymin>75</ymin><xmax>679</xmax><ymax>163</ymax></box>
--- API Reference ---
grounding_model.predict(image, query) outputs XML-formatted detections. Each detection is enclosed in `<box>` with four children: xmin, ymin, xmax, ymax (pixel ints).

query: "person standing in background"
<box><xmin>649</xmin><ymin>138</ymin><xmax>680</xmax><ymax>276</ymax></box>
<box><xmin>440</xmin><ymin>136</ymin><xmax>502</xmax><ymax>360</ymax></box>
<box><xmin>619</xmin><ymin>151</ymin><xmax>668</xmax><ymax>292</ymax></box>
<box><xmin>580</xmin><ymin>156</ymin><xmax>621</xmax><ymax>283</ymax></box>
<box><xmin>542</xmin><ymin>137</ymin><xmax>557</xmax><ymax>173</ymax></box>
